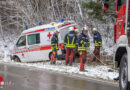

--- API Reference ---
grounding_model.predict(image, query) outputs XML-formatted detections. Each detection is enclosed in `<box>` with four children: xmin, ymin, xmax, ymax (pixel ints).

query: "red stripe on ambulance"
<box><xmin>13</xmin><ymin>43</ymin><xmax>64</xmax><ymax>54</ymax></box>
<box><xmin>23</xmin><ymin>29</ymin><xmax>45</xmax><ymax>34</ymax></box>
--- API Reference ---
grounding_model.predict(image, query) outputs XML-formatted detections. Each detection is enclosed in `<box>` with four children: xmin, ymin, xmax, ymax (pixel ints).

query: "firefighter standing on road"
<box><xmin>92</xmin><ymin>28</ymin><xmax>102</xmax><ymax>62</ymax></box>
<box><xmin>64</xmin><ymin>27</ymin><xmax>77</xmax><ymax>65</ymax></box>
<box><xmin>51</xmin><ymin>30</ymin><xmax>59</xmax><ymax>64</ymax></box>
<box><xmin>78</xmin><ymin>27</ymin><xmax>90</xmax><ymax>71</ymax></box>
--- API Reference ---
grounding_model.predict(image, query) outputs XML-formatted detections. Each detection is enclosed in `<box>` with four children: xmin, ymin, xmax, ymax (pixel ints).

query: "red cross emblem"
<box><xmin>22</xmin><ymin>53</ymin><xmax>24</xmax><ymax>57</ymax></box>
<box><xmin>47</xmin><ymin>32</ymin><xmax>52</xmax><ymax>39</ymax></box>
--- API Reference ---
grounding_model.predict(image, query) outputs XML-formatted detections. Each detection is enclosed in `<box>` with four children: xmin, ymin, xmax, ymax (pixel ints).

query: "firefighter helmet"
<box><xmin>82</xmin><ymin>27</ymin><xmax>88</xmax><ymax>31</ymax></box>
<box><xmin>69</xmin><ymin>27</ymin><xmax>74</xmax><ymax>31</ymax></box>
<box><xmin>93</xmin><ymin>28</ymin><xmax>98</xmax><ymax>31</ymax></box>
<box><xmin>75</xmin><ymin>29</ymin><xmax>79</xmax><ymax>33</ymax></box>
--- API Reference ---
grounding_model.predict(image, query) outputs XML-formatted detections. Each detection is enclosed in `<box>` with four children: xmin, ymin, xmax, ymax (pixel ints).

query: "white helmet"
<box><xmin>54</xmin><ymin>29</ymin><xmax>59</xmax><ymax>33</ymax></box>
<box><xmin>82</xmin><ymin>27</ymin><xmax>88</xmax><ymax>31</ymax></box>
<box><xmin>75</xmin><ymin>29</ymin><xmax>79</xmax><ymax>33</ymax></box>
<box><xmin>93</xmin><ymin>28</ymin><xmax>98</xmax><ymax>31</ymax></box>
<box><xmin>69</xmin><ymin>27</ymin><xmax>74</xmax><ymax>31</ymax></box>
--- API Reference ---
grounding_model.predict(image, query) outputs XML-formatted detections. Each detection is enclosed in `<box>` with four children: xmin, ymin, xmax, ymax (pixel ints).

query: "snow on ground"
<box><xmin>0</xmin><ymin>60</ymin><xmax>118</xmax><ymax>81</ymax></box>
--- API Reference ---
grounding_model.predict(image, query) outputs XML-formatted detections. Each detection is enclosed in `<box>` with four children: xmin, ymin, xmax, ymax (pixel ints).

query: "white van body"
<box><xmin>11</xmin><ymin>21</ymin><xmax>78</xmax><ymax>62</ymax></box>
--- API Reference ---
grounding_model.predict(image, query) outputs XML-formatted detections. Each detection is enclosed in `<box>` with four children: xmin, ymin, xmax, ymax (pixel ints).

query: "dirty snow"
<box><xmin>0</xmin><ymin>60</ymin><xmax>118</xmax><ymax>81</ymax></box>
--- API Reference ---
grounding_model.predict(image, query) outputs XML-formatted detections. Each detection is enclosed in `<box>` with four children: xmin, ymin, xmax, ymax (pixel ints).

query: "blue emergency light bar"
<box><xmin>25</xmin><ymin>26</ymin><xmax>29</xmax><ymax>30</ymax></box>
<box><xmin>61</xmin><ymin>19</ymin><xmax>65</xmax><ymax>22</ymax></box>
<box><xmin>39</xmin><ymin>22</ymin><xmax>42</xmax><ymax>25</ymax></box>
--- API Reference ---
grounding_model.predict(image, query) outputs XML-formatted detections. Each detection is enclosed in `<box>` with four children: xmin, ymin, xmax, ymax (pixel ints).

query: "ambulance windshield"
<box><xmin>16</xmin><ymin>36</ymin><xmax>26</xmax><ymax>47</ymax></box>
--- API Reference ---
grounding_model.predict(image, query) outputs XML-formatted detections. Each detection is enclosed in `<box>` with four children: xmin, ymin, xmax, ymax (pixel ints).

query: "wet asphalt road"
<box><xmin>0</xmin><ymin>63</ymin><xmax>119</xmax><ymax>90</ymax></box>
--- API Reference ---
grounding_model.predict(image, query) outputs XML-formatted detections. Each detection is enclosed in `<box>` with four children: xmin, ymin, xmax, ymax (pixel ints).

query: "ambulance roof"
<box><xmin>22</xmin><ymin>20</ymin><xmax>75</xmax><ymax>35</ymax></box>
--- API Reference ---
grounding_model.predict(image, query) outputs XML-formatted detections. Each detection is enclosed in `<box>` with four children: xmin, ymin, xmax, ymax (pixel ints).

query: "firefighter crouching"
<box><xmin>51</xmin><ymin>30</ymin><xmax>59</xmax><ymax>64</ymax></box>
<box><xmin>64</xmin><ymin>27</ymin><xmax>77</xmax><ymax>65</ymax></box>
<box><xmin>77</xmin><ymin>27</ymin><xmax>90</xmax><ymax>71</ymax></box>
<box><xmin>92</xmin><ymin>28</ymin><xmax>102</xmax><ymax>62</ymax></box>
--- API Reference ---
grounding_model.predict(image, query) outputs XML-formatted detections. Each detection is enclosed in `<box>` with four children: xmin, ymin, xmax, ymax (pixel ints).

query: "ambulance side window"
<box><xmin>27</xmin><ymin>33</ymin><xmax>40</xmax><ymax>45</ymax></box>
<box><xmin>16</xmin><ymin>36</ymin><xmax>26</xmax><ymax>47</ymax></box>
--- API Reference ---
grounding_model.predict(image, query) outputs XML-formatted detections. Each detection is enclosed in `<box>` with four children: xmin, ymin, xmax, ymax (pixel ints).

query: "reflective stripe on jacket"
<box><xmin>77</xmin><ymin>33</ymin><xmax>90</xmax><ymax>51</ymax></box>
<box><xmin>64</xmin><ymin>31</ymin><xmax>77</xmax><ymax>49</ymax></box>
<box><xmin>93</xmin><ymin>32</ymin><xmax>102</xmax><ymax>47</ymax></box>
<box><xmin>51</xmin><ymin>34</ymin><xmax>59</xmax><ymax>51</ymax></box>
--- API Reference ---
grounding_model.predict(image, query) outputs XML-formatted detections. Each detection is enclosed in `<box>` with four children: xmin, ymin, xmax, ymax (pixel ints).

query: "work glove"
<box><xmin>53</xmin><ymin>48</ymin><xmax>56</xmax><ymax>51</ymax></box>
<box><xmin>98</xmin><ymin>43</ymin><xmax>102</xmax><ymax>47</ymax></box>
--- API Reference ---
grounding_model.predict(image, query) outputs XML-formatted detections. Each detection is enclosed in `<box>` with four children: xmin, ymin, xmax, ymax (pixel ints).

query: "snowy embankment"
<box><xmin>0</xmin><ymin>60</ymin><xmax>118</xmax><ymax>81</ymax></box>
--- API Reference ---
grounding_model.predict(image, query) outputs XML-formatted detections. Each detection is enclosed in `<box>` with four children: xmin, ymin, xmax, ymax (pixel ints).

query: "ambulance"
<box><xmin>11</xmin><ymin>20</ymin><xmax>78</xmax><ymax>62</ymax></box>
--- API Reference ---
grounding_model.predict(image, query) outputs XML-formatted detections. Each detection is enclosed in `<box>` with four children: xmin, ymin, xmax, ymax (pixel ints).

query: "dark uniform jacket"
<box><xmin>64</xmin><ymin>31</ymin><xmax>77</xmax><ymax>49</ymax></box>
<box><xmin>77</xmin><ymin>33</ymin><xmax>90</xmax><ymax>51</ymax></box>
<box><xmin>51</xmin><ymin>34</ymin><xmax>59</xmax><ymax>51</ymax></box>
<box><xmin>93</xmin><ymin>32</ymin><xmax>102</xmax><ymax>47</ymax></box>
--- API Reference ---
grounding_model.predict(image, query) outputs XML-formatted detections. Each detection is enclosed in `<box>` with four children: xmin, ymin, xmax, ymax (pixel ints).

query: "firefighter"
<box><xmin>51</xmin><ymin>29</ymin><xmax>59</xmax><ymax>64</ymax></box>
<box><xmin>78</xmin><ymin>27</ymin><xmax>90</xmax><ymax>71</ymax></box>
<box><xmin>92</xmin><ymin>28</ymin><xmax>102</xmax><ymax>62</ymax></box>
<box><xmin>64</xmin><ymin>27</ymin><xmax>77</xmax><ymax>65</ymax></box>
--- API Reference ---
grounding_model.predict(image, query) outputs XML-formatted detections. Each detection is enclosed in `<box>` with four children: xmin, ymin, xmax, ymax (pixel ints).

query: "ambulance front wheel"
<box><xmin>49</xmin><ymin>52</ymin><xmax>52</xmax><ymax>60</ymax></box>
<box><xmin>13</xmin><ymin>56</ymin><xmax>21</xmax><ymax>62</ymax></box>
<box><xmin>119</xmin><ymin>54</ymin><xmax>129</xmax><ymax>90</ymax></box>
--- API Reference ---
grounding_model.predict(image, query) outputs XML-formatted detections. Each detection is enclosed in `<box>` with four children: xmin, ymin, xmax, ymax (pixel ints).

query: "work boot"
<box><xmin>69</xmin><ymin>64</ymin><xmax>72</xmax><ymax>66</ymax></box>
<box><xmin>65</xmin><ymin>60</ymin><xmax>69</xmax><ymax>65</ymax></box>
<box><xmin>50</xmin><ymin>61</ymin><xmax>56</xmax><ymax>65</ymax></box>
<box><xmin>53</xmin><ymin>61</ymin><xmax>56</xmax><ymax>64</ymax></box>
<box><xmin>80</xmin><ymin>67</ymin><xmax>85</xmax><ymax>71</ymax></box>
<box><xmin>50</xmin><ymin>61</ymin><xmax>53</xmax><ymax>64</ymax></box>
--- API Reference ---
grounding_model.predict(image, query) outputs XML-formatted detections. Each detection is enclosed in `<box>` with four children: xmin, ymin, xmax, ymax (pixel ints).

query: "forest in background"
<box><xmin>0</xmin><ymin>0</ymin><xmax>117</xmax><ymax>57</ymax></box>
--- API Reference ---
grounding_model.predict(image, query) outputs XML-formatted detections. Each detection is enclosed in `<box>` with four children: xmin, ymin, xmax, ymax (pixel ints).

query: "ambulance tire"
<box><xmin>119</xmin><ymin>54</ymin><xmax>129</xmax><ymax>90</ymax></box>
<box><xmin>49</xmin><ymin>52</ymin><xmax>52</xmax><ymax>60</ymax></box>
<box><xmin>14</xmin><ymin>56</ymin><xmax>21</xmax><ymax>62</ymax></box>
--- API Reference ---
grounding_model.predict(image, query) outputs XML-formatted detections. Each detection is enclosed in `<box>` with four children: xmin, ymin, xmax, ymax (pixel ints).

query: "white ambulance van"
<box><xmin>11</xmin><ymin>20</ymin><xmax>78</xmax><ymax>62</ymax></box>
